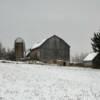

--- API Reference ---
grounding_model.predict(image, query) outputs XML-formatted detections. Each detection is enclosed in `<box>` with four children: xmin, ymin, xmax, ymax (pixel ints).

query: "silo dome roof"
<box><xmin>15</xmin><ymin>37</ymin><xmax>24</xmax><ymax>43</ymax></box>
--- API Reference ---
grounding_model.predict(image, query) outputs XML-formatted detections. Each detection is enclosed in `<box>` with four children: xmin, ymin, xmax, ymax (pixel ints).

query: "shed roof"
<box><xmin>83</xmin><ymin>52</ymin><xmax>98</xmax><ymax>61</ymax></box>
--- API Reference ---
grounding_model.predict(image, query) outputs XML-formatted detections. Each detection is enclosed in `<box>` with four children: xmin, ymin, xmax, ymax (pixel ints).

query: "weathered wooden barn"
<box><xmin>27</xmin><ymin>35</ymin><xmax>70</xmax><ymax>65</ymax></box>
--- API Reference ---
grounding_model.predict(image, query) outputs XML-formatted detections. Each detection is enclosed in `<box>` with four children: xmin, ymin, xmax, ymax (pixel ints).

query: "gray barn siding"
<box><xmin>28</xmin><ymin>35</ymin><xmax>70</xmax><ymax>63</ymax></box>
<box><xmin>39</xmin><ymin>35</ymin><xmax>70</xmax><ymax>62</ymax></box>
<box><xmin>29</xmin><ymin>49</ymin><xmax>40</xmax><ymax>60</ymax></box>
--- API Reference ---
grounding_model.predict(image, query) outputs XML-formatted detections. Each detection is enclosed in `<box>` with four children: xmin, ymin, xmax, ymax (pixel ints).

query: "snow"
<box><xmin>26</xmin><ymin>49</ymin><xmax>31</xmax><ymax>56</ymax></box>
<box><xmin>32</xmin><ymin>39</ymin><xmax>46</xmax><ymax>49</ymax></box>
<box><xmin>83</xmin><ymin>52</ymin><xmax>98</xmax><ymax>61</ymax></box>
<box><xmin>0</xmin><ymin>62</ymin><xmax>100</xmax><ymax>100</ymax></box>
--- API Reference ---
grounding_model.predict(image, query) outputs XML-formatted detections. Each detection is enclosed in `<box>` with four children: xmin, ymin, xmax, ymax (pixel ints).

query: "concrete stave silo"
<box><xmin>15</xmin><ymin>37</ymin><xmax>25</xmax><ymax>61</ymax></box>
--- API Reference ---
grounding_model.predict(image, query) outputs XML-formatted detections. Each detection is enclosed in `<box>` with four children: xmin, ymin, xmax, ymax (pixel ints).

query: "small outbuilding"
<box><xmin>83</xmin><ymin>52</ymin><xmax>100</xmax><ymax>67</ymax></box>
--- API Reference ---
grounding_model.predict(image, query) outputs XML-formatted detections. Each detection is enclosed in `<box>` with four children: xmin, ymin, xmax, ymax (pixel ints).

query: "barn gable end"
<box><xmin>28</xmin><ymin>35</ymin><xmax>70</xmax><ymax>65</ymax></box>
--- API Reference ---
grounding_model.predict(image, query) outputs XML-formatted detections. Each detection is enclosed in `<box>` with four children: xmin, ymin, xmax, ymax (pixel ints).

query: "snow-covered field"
<box><xmin>0</xmin><ymin>62</ymin><xmax>100</xmax><ymax>100</ymax></box>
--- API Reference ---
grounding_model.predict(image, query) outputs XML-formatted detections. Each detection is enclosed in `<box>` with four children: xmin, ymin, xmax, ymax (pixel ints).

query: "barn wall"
<box><xmin>83</xmin><ymin>61</ymin><xmax>93</xmax><ymax>67</ymax></box>
<box><xmin>29</xmin><ymin>49</ymin><xmax>40</xmax><ymax>60</ymax></box>
<box><xmin>39</xmin><ymin>35</ymin><xmax>70</xmax><ymax>63</ymax></box>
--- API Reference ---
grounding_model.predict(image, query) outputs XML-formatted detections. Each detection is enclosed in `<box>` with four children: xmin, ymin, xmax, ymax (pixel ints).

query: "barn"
<box><xmin>27</xmin><ymin>35</ymin><xmax>70</xmax><ymax>65</ymax></box>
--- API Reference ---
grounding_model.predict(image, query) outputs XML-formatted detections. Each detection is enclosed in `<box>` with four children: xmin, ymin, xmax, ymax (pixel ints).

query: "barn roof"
<box><xmin>83</xmin><ymin>52</ymin><xmax>98</xmax><ymax>61</ymax></box>
<box><xmin>32</xmin><ymin>35</ymin><xmax>70</xmax><ymax>50</ymax></box>
<box><xmin>32</xmin><ymin>39</ymin><xmax>47</xmax><ymax>49</ymax></box>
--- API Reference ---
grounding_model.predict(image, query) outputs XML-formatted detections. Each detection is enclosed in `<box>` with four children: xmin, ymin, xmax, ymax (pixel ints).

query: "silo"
<box><xmin>15</xmin><ymin>37</ymin><xmax>25</xmax><ymax>61</ymax></box>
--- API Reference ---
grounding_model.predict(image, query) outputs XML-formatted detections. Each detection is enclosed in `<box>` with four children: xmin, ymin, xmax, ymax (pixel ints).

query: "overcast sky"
<box><xmin>0</xmin><ymin>0</ymin><xmax>100</xmax><ymax>55</ymax></box>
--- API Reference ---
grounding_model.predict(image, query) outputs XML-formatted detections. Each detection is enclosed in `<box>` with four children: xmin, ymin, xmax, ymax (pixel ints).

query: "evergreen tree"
<box><xmin>91</xmin><ymin>32</ymin><xmax>100</xmax><ymax>52</ymax></box>
<box><xmin>91</xmin><ymin>32</ymin><xmax>100</xmax><ymax>68</ymax></box>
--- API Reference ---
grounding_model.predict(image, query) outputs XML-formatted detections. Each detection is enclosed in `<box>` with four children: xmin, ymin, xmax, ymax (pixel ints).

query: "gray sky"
<box><xmin>0</xmin><ymin>0</ymin><xmax>100</xmax><ymax>55</ymax></box>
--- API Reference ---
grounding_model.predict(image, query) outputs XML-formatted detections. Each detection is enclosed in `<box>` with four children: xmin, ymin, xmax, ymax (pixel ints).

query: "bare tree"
<box><xmin>71</xmin><ymin>53</ymin><xmax>88</xmax><ymax>63</ymax></box>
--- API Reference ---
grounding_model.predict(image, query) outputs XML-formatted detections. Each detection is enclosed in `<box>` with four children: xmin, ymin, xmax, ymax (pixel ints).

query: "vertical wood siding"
<box><xmin>39</xmin><ymin>35</ymin><xmax>70</xmax><ymax>62</ymax></box>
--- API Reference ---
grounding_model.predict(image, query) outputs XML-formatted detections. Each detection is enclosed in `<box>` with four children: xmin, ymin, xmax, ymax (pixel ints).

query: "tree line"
<box><xmin>0</xmin><ymin>43</ymin><xmax>15</xmax><ymax>61</ymax></box>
